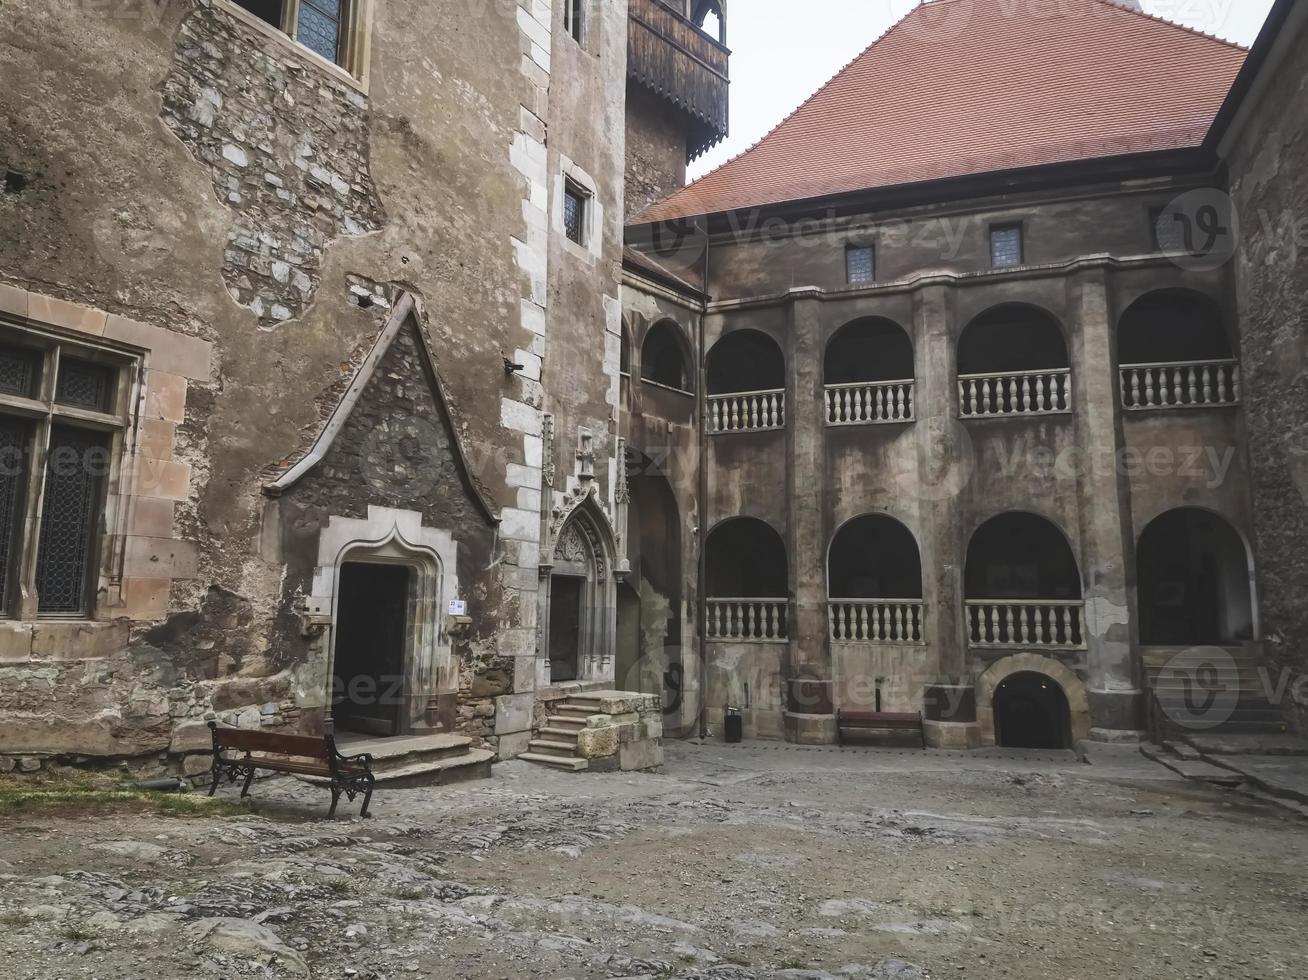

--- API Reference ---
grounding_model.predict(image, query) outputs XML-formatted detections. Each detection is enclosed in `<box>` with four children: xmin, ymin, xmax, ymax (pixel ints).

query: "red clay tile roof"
<box><xmin>635</xmin><ymin>0</ymin><xmax>1247</xmax><ymax>223</ymax></box>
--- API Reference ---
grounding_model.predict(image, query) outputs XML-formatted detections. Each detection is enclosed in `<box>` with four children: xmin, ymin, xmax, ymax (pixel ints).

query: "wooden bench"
<box><xmin>207</xmin><ymin>722</ymin><xmax>376</xmax><ymax>818</ymax></box>
<box><xmin>836</xmin><ymin>710</ymin><xmax>926</xmax><ymax>748</ymax></box>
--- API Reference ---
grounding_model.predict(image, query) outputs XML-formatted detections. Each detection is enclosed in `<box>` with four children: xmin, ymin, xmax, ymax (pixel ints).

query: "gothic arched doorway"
<box><xmin>542</xmin><ymin>492</ymin><xmax>619</xmax><ymax>685</ymax></box>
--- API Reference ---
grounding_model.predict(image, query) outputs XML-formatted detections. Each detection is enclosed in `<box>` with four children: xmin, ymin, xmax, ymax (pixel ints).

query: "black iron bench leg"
<box><xmin>207</xmin><ymin>761</ymin><xmax>221</xmax><ymax>797</ymax></box>
<box><xmin>328</xmin><ymin>785</ymin><xmax>341</xmax><ymax>819</ymax></box>
<box><xmin>240</xmin><ymin>766</ymin><xmax>256</xmax><ymax>798</ymax></box>
<box><xmin>359</xmin><ymin>776</ymin><xmax>375</xmax><ymax>819</ymax></box>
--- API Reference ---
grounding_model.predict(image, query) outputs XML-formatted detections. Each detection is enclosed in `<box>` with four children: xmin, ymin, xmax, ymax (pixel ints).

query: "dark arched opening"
<box><xmin>828</xmin><ymin>515</ymin><xmax>922</xmax><ymax>599</ymax></box>
<box><xmin>965</xmin><ymin>513</ymin><xmax>1083</xmax><ymax>647</ymax></box>
<box><xmin>1118</xmin><ymin>290</ymin><xmax>1233</xmax><ymax>365</ymax></box>
<box><xmin>994</xmin><ymin>672</ymin><xmax>1072</xmax><ymax>749</ymax></box>
<box><xmin>706</xmin><ymin>330</ymin><xmax>785</xmax><ymax>395</ymax></box>
<box><xmin>965</xmin><ymin>513</ymin><xmax>1081</xmax><ymax>600</ymax></box>
<box><xmin>1137</xmin><ymin>508</ymin><xmax>1255</xmax><ymax>645</ymax></box>
<box><xmin>958</xmin><ymin>304</ymin><xmax>1068</xmax><ymax>375</ymax></box>
<box><xmin>825</xmin><ymin>318</ymin><xmax>914</xmax><ymax>384</ymax></box>
<box><xmin>706</xmin><ymin>518</ymin><xmax>787</xmax><ymax>597</ymax></box>
<box><xmin>641</xmin><ymin>320</ymin><xmax>691</xmax><ymax>391</ymax></box>
<box><xmin>958</xmin><ymin>305</ymin><xmax>1070</xmax><ymax>415</ymax></box>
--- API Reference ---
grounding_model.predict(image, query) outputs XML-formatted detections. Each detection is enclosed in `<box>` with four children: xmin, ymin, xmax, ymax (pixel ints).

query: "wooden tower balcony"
<box><xmin>627</xmin><ymin>0</ymin><xmax>730</xmax><ymax>161</ymax></box>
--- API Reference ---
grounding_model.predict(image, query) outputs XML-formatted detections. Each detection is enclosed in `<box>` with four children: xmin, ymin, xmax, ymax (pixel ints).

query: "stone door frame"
<box><xmin>301</xmin><ymin>505</ymin><xmax>459</xmax><ymax>736</ymax></box>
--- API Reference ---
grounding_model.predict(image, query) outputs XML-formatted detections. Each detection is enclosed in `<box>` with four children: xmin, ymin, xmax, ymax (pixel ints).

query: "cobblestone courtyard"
<box><xmin>1</xmin><ymin>741</ymin><xmax>1305</xmax><ymax>979</ymax></box>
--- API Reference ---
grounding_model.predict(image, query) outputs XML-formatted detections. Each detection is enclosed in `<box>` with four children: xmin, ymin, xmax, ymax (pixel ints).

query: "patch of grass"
<box><xmin>0</xmin><ymin>781</ymin><xmax>251</xmax><ymax>818</ymax></box>
<box><xmin>391</xmin><ymin>887</ymin><xmax>425</xmax><ymax>901</ymax></box>
<box><xmin>326</xmin><ymin>879</ymin><xmax>353</xmax><ymax>896</ymax></box>
<box><xmin>61</xmin><ymin>925</ymin><xmax>94</xmax><ymax>943</ymax></box>
<box><xmin>779</xmin><ymin>959</ymin><xmax>807</xmax><ymax>970</ymax></box>
<box><xmin>0</xmin><ymin>911</ymin><xmax>26</xmax><ymax>927</ymax></box>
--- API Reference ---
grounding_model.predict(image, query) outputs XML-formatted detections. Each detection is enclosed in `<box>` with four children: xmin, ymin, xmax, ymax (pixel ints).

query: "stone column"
<box><xmin>915</xmin><ymin>285</ymin><xmax>969</xmax><ymax>692</ymax></box>
<box><xmin>785</xmin><ymin>289</ymin><xmax>835</xmax><ymax>742</ymax></box>
<box><xmin>1071</xmin><ymin>270</ymin><xmax>1145</xmax><ymax>740</ymax></box>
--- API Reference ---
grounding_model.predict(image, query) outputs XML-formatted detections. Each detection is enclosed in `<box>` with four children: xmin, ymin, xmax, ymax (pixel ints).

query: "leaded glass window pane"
<box><xmin>56</xmin><ymin>358</ymin><xmax>113</xmax><ymax>412</ymax></box>
<box><xmin>36</xmin><ymin>426</ymin><xmax>108</xmax><ymax>615</ymax></box>
<box><xmin>846</xmin><ymin>245</ymin><xmax>875</xmax><ymax>284</ymax></box>
<box><xmin>0</xmin><ymin>417</ymin><xmax>31</xmax><ymax>613</ymax></box>
<box><xmin>0</xmin><ymin>345</ymin><xmax>40</xmax><ymax>399</ymax></box>
<box><xmin>298</xmin><ymin>0</ymin><xmax>343</xmax><ymax>63</ymax></box>
<box><xmin>990</xmin><ymin>225</ymin><xmax>1023</xmax><ymax>268</ymax></box>
<box><xmin>564</xmin><ymin>185</ymin><xmax>586</xmax><ymax>245</ymax></box>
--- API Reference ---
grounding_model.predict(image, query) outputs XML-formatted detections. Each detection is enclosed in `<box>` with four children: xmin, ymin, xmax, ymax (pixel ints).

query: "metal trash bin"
<box><xmin>724</xmin><ymin>706</ymin><xmax>743</xmax><ymax>743</ymax></box>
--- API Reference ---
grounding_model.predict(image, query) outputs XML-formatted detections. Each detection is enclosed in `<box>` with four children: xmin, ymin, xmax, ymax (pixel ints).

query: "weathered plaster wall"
<box><xmin>1226</xmin><ymin>10</ymin><xmax>1308</xmax><ymax>734</ymax></box>
<box><xmin>0</xmin><ymin>0</ymin><xmax>604</xmax><ymax>762</ymax></box>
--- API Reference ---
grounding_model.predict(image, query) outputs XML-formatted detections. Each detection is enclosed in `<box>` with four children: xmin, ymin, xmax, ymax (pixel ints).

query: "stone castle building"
<box><xmin>0</xmin><ymin>0</ymin><xmax>1303</xmax><ymax>773</ymax></box>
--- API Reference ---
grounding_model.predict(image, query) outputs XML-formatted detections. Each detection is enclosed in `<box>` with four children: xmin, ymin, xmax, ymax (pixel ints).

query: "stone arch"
<box><xmin>824</xmin><ymin>317</ymin><xmax>915</xmax><ymax>385</ymax></box>
<box><xmin>640</xmin><ymin>318</ymin><xmax>693</xmax><ymax>392</ymax></box>
<box><xmin>976</xmin><ymin>653</ymin><xmax>1090</xmax><ymax>747</ymax></box>
<box><xmin>958</xmin><ymin>302</ymin><xmax>1069</xmax><ymax>375</ymax></box>
<box><xmin>1136</xmin><ymin>506</ymin><xmax>1257</xmax><ymax>645</ymax></box>
<box><xmin>540</xmin><ymin>491</ymin><xmax>621</xmax><ymax>685</ymax></box>
<box><xmin>706</xmin><ymin>329</ymin><xmax>785</xmax><ymax>395</ymax></box>
<box><xmin>1117</xmin><ymin>288</ymin><xmax>1234</xmax><ymax>366</ymax></box>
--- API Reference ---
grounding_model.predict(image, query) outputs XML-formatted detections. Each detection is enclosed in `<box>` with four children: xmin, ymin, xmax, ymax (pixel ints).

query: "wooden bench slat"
<box><xmin>212</xmin><ymin>727</ymin><xmax>331</xmax><ymax>760</ymax></box>
<box><xmin>836</xmin><ymin>709</ymin><xmax>926</xmax><ymax>748</ymax></box>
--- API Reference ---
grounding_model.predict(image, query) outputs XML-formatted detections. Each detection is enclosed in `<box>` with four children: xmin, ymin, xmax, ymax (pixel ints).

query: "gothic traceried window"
<box><xmin>0</xmin><ymin>330</ymin><xmax>131</xmax><ymax>619</ymax></box>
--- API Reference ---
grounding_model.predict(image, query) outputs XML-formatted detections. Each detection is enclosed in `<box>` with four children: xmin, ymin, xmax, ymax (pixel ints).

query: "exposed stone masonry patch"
<box><xmin>160</xmin><ymin>0</ymin><xmax>384</xmax><ymax>325</ymax></box>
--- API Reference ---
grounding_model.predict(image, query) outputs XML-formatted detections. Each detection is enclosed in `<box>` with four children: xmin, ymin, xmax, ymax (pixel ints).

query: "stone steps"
<box><xmin>527</xmin><ymin>738</ymin><xmax>579</xmax><ymax>758</ymax></box>
<box><xmin>545</xmin><ymin>715</ymin><xmax>587</xmax><ymax>732</ymax></box>
<box><xmin>1141</xmin><ymin>743</ymin><xmax>1245</xmax><ymax>786</ymax></box>
<box><xmin>539</xmin><ymin>726</ymin><xmax>581</xmax><ymax>741</ymax></box>
<box><xmin>518</xmin><ymin>752</ymin><xmax>588</xmax><ymax>771</ymax></box>
<box><xmin>298</xmin><ymin>732</ymin><xmax>493</xmax><ymax>790</ymax></box>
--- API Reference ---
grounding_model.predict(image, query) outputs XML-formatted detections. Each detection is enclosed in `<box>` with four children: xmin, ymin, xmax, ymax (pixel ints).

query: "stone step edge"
<box><xmin>519</xmin><ymin>752</ymin><xmax>588</xmax><ymax>771</ymax></box>
<box><xmin>295</xmin><ymin>749</ymin><xmax>495</xmax><ymax>786</ymax></box>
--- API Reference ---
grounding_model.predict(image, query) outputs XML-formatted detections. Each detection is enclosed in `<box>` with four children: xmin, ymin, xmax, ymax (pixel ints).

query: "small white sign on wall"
<box><xmin>447</xmin><ymin>600</ymin><xmax>467</xmax><ymax>616</ymax></box>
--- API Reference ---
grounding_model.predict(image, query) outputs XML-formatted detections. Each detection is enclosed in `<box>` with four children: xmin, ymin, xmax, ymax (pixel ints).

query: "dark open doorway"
<box><xmin>550</xmin><ymin>576</ymin><xmax>584</xmax><ymax>683</ymax></box>
<box><xmin>993</xmin><ymin>672</ymin><xmax>1071</xmax><ymax>749</ymax></box>
<box><xmin>333</xmin><ymin>562</ymin><xmax>411</xmax><ymax>737</ymax></box>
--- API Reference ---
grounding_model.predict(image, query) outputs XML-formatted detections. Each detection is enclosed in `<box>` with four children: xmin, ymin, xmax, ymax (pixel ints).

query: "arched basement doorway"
<box><xmin>976</xmin><ymin>653</ymin><xmax>1091</xmax><ymax>748</ymax></box>
<box><xmin>824</xmin><ymin>318</ymin><xmax>915</xmax><ymax>424</ymax></box>
<box><xmin>958</xmin><ymin>304</ymin><xmax>1070</xmax><ymax>416</ymax></box>
<box><xmin>993</xmin><ymin>671</ymin><xmax>1073</xmax><ymax>749</ymax></box>
<box><xmin>640</xmin><ymin>320</ymin><xmax>692</xmax><ymax>392</ymax></box>
<box><xmin>1137</xmin><ymin>508</ymin><xmax>1256</xmax><ymax>645</ymax></box>
<box><xmin>706</xmin><ymin>330</ymin><xmax>786</xmax><ymax>433</ymax></box>
<box><xmin>827</xmin><ymin>514</ymin><xmax>924</xmax><ymax>642</ymax></box>
<box><xmin>705</xmin><ymin>517</ymin><xmax>789</xmax><ymax>640</ymax></box>
<box><xmin>965</xmin><ymin>512</ymin><xmax>1084</xmax><ymax>648</ymax></box>
<box><xmin>1117</xmin><ymin>290</ymin><xmax>1239</xmax><ymax>409</ymax></box>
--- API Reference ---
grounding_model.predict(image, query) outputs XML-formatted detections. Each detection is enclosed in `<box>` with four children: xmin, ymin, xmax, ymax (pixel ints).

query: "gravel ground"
<box><xmin>0</xmin><ymin>740</ymin><xmax>1305</xmax><ymax>979</ymax></box>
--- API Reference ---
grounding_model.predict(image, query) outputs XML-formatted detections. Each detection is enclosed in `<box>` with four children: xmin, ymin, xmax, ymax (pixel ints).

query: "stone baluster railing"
<box><xmin>705</xmin><ymin>598</ymin><xmax>789</xmax><ymax>641</ymax></box>
<box><xmin>706</xmin><ymin>389</ymin><xmax>786</xmax><ymax>434</ymax></box>
<box><xmin>958</xmin><ymin>368</ymin><xmax>1072</xmax><ymax>417</ymax></box>
<box><xmin>824</xmin><ymin>380</ymin><xmax>915</xmax><ymax>426</ymax></box>
<box><xmin>965</xmin><ymin>600</ymin><xmax>1085</xmax><ymax>648</ymax></box>
<box><xmin>1119</xmin><ymin>359</ymin><xmax>1241</xmax><ymax>411</ymax></box>
<box><xmin>828</xmin><ymin>600</ymin><xmax>925</xmax><ymax>644</ymax></box>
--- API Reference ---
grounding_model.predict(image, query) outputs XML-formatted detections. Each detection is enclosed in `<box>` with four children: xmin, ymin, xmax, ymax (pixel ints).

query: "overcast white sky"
<box><xmin>689</xmin><ymin>0</ymin><xmax>1277</xmax><ymax>179</ymax></box>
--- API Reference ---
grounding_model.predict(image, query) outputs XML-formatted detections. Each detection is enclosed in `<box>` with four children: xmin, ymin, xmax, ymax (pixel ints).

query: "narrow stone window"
<box><xmin>564</xmin><ymin>0</ymin><xmax>584</xmax><ymax>43</ymax></box>
<box><xmin>564</xmin><ymin>180</ymin><xmax>589</xmax><ymax>246</ymax></box>
<box><xmin>989</xmin><ymin>223</ymin><xmax>1024</xmax><ymax>269</ymax></box>
<box><xmin>226</xmin><ymin>0</ymin><xmax>365</xmax><ymax>75</ymax></box>
<box><xmin>0</xmin><ymin>332</ymin><xmax>131</xmax><ymax>619</ymax></box>
<box><xmin>1150</xmin><ymin>207</ymin><xmax>1187</xmax><ymax>253</ymax></box>
<box><xmin>846</xmin><ymin>244</ymin><xmax>875</xmax><ymax>284</ymax></box>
